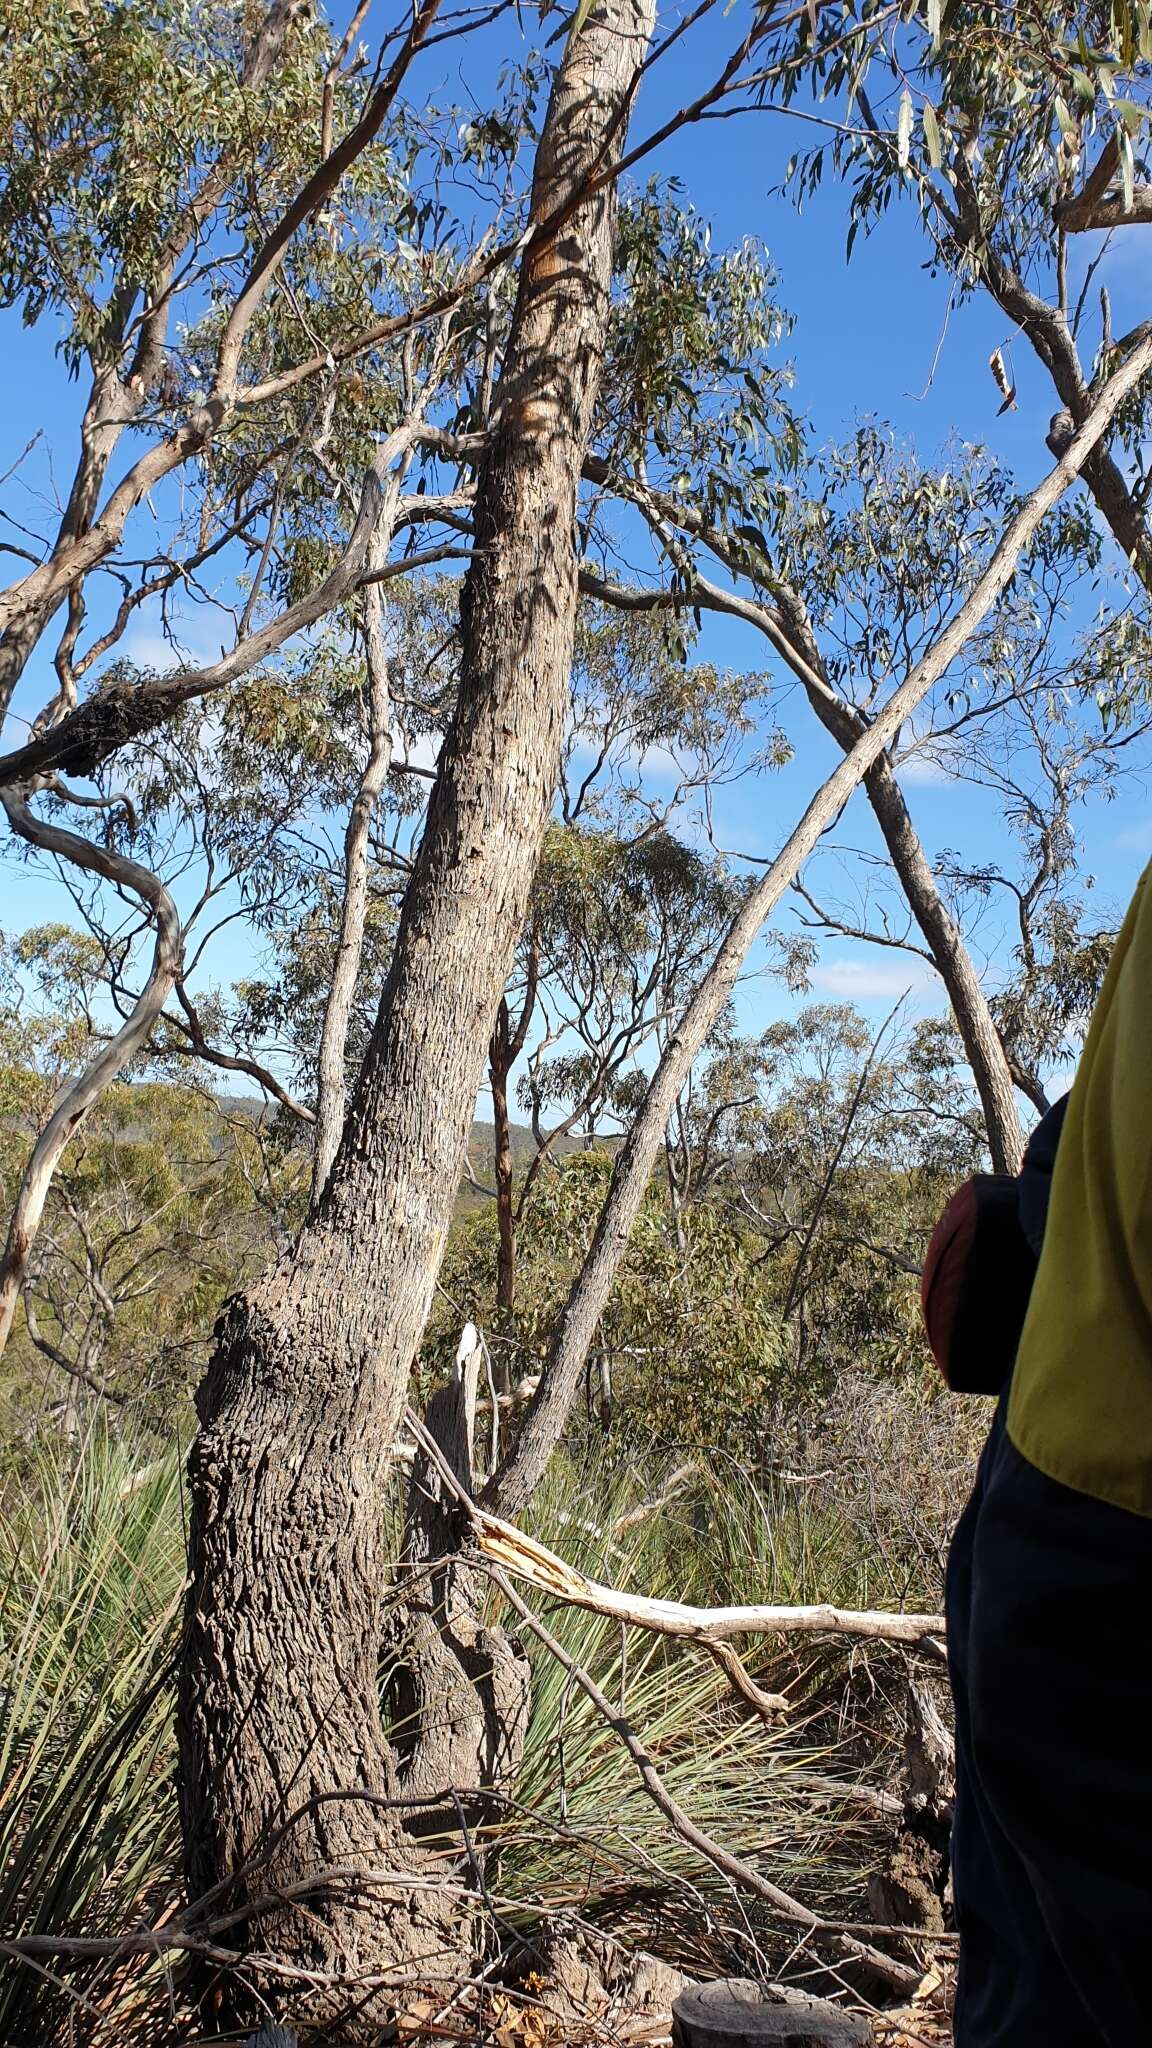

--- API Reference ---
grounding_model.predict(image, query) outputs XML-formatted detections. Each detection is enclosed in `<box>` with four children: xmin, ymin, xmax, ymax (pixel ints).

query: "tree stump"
<box><xmin>672</xmin><ymin>1979</ymin><xmax>870</xmax><ymax>2048</ymax></box>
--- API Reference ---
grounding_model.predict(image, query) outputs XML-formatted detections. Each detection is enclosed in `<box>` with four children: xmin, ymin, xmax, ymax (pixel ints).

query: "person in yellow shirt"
<box><xmin>940</xmin><ymin>860</ymin><xmax>1152</xmax><ymax>2047</ymax></box>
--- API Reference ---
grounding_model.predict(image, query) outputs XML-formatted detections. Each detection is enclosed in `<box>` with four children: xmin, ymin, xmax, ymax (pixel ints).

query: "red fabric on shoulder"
<box><xmin>921</xmin><ymin>1180</ymin><xmax>979</xmax><ymax>1384</ymax></box>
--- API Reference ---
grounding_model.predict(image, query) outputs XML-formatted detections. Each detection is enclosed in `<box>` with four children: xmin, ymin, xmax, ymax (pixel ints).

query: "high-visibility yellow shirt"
<box><xmin>1008</xmin><ymin>861</ymin><xmax>1152</xmax><ymax>1514</ymax></box>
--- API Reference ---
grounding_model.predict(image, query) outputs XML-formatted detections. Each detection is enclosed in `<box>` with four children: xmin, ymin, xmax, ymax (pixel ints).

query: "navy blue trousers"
<box><xmin>946</xmin><ymin>1403</ymin><xmax>1152</xmax><ymax>2046</ymax></box>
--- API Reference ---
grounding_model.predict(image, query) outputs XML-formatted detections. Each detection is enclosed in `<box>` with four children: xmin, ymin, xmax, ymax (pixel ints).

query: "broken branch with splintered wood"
<box><xmin>404</xmin><ymin>1407</ymin><xmax>942</xmax><ymax>1743</ymax></box>
<box><xmin>470</xmin><ymin>1501</ymin><xmax>944</xmax><ymax>1648</ymax></box>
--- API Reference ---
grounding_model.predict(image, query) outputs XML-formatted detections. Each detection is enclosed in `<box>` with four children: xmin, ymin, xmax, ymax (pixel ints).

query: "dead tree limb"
<box><xmin>491</xmin><ymin>1568</ymin><xmax>923</xmax><ymax>1997</ymax></box>
<box><xmin>470</xmin><ymin>1501</ymin><xmax>945</xmax><ymax>1648</ymax></box>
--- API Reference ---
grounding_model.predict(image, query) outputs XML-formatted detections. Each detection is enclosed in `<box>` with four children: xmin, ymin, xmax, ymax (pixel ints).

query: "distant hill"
<box><xmin>459</xmin><ymin>1121</ymin><xmax>618</xmax><ymax>1209</ymax></box>
<box><xmin>13</xmin><ymin>1076</ymin><xmax>616</xmax><ymax>1205</ymax></box>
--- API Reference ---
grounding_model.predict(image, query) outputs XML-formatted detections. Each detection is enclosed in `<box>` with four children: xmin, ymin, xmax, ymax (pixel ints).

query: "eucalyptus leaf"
<box><xmin>897</xmin><ymin>87</ymin><xmax>914</xmax><ymax>170</ymax></box>
<box><xmin>922</xmin><ymin>100</ymin><xmax>943</xmax><ymax>170</ymax></box>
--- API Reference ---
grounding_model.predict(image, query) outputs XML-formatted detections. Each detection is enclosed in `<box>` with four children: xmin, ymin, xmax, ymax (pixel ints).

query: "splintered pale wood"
<box><xmin>673</xmin><ymin>1980</ymin><xmax>870</xmax><ymax>2048</ymax></box>
<box><xmin>473</xmin><ymin>1507</ymin><xmax>945</xmax><ymax>1644</ymax></box>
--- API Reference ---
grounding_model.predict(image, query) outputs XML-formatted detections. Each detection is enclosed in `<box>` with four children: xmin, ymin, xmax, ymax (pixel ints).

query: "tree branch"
<box><xmin>0</xmin><ymin>798</ymin><xmax>183</xmax><ymax>1358</ymax></box>
<box><xmin>486</xmin><ymin>329</ymin><xmax>1152</xmax><ymax>1516</ymax></box>
<box><xmin>491</xmin><ymin>1567</ymin><xmax>922</xmax><ymax>1996</ymax></box>
<box><xmin>468</xmin><ymin>1494</ymin><xmax>944</xmax><ymax>1648</ymax></box>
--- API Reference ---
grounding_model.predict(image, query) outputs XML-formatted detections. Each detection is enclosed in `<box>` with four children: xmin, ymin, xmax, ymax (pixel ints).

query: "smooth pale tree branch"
<box><xmin>702</xmin><ymin>1640</ymin><xmax>790</xmax><ymax>1720</ymax></box>
<box><xmin>0</xmin><ymin>797</ymin><xmax>183</xmax><ymax>1359</ymax></box>
<box><xmin>309</xmin><ymin>417</ymin><xmax>422</xmax><ymax>1204</ymax></box>
<box><xmin>0</xmin><ymin>0</ymin><xmax>443</xmax><ymax>671</ymax></box>
<box><xmin>408</xmin><ymin>1406</ymin><xmax>935</xmax><ymax>1763</ymax></box>
<box><xmin>486</xmin><ymin>327</ymin><xmax>1152</xmax><ymax>1517</ymax></box>
<box><xmin>0</xmin><ymin>437</ymin><xmax>430</xmax><ymax>790</ymax></box>
<box><xmin>407</xmin><ymin>1406</ymin><xmax>929</xmax><ymax>1986</ymax></box>
<box><xmin>216</xmin><ymin>0</ymin><xmax>445</xmax><ymax>402</ymax></box>
<box><xmin>586</xmin><ymin>490</ymin><xmax>1027</xmax><ymax>1172</ymax></box>
<box><xmin>308</xmin><ymin>593</ymin><xmax>393</xmax><ymax>1200</ymax></box>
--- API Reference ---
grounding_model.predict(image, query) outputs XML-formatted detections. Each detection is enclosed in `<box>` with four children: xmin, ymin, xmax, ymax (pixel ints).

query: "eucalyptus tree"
<box><xmin>784</xmin><ymin>425</ymin><xmax>1152</xmax><ymax>1108</ymax></box>
<box><xmin>3</xmin><ymin>0</ymin><xmax>1152</xmax><ymax>2015</ymax></box>
<box><xmin>767</xmin><ymin>2</ymin><xmax>1152</xmax><ymax>605</ymax></box>
<box><xmin>710</xmin><ymin>1004</ymin><xmax>984</xmax><ymax>1381</ymax></box>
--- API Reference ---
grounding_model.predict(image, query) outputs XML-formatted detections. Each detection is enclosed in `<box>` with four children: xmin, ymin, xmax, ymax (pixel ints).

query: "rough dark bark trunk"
<box><xmin>177</xmin><ymin>0</ymin><xmax>655</xmax><ymax>2023</ymax></box>
<box><xmin>387</xmin><ymin>1332</ymin><xmax>530</xmax><ymax>1828</ymax></box>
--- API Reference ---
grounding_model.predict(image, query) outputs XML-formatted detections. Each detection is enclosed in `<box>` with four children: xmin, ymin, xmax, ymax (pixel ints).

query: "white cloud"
<box><xmin>896</xmin><ymin>748</ymin><xmax>953</xmax><ymax>788</ymax></box>
<box><xmin>892</xmin><ymin>714</ymin><xmax>960</xmax><ymax>789</ymax></box>
<box><xmin>1114</xmin><ymin>818</ymin><xmax>1152</xmax><ymax>855</ymax></box>
<box><xmin>120</xmin><ymin>617</ymin><xmax>223</xmax><ymax>672</ymax></box>
<box><xmin>809</xmin><ymin>953</ymin><xmax>941</xmax><ymax>1003</ymax></box>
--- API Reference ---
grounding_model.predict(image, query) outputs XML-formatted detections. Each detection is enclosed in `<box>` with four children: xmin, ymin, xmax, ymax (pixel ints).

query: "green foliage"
<box><xmin>1</xmin><ymin>1072</ymin><xmax>285</xmax><ymax>1430</ymax></box>
<box><xmin>499</xmin><ymin>1453</ymin><xmax>897</xmax><ymax>1944</ymax></box>
<box><xmin>434</xmin><ymin>997</ymin><xmax>984</xmax><ymax>1447</ymax></box>
<box><xmin>564</xmin><ymin>605</ymin><xmax>781</xmax><ymax>813</ymax></box>
<box><xmin>0</xmin><ymin>1427</ymin><xmax>183</xmax><ymax>2041</ymax></box>
<box><xmin>0</xmin><ymin>1425</ymin><xmax>952</xmax><ymax>2032</ymax></box>
<box><xmin>605</xmin><ymin>186</ymin><xmax>802</xmax><ymax>535</ymax></box>
<box><xmin>0</xmin><ymin>0</ymin><xmax>322</xmax><ymax>365</ymax></box>
<box><xmin>0</xmin><ymin>940</ymin><xmax>295</xmax><ymax>1425</ymax></box>
<box><xmin>438</xmin><ymin>1146</ymin><xmax>780</xmax><ymax>1448</ymax></box>
<box><xmin>781</xmin><ymin>423</ymin><xmax>1103</xmax><ymax>715</ymax></box>
<box><xmin>685</xmin><ymin>1004</ymin><xmax>985</xmax><ymax>1390</ymax></box>
<box><xmin>766</xmin><ymin>2</ymin><xmax>1152</xmax><ymax>254</ymax></box>
<box><xmin>761</xmin><ymin>3</ymin><xmax>1152</xmax><ymax>483</ymax></box>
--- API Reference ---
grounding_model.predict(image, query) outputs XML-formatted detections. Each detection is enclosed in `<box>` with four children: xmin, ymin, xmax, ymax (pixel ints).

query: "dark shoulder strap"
<box><xmin>1018</xmin><ymin>1092</ymin><xmax>1070</xmax><ymax>1259</ymax></box>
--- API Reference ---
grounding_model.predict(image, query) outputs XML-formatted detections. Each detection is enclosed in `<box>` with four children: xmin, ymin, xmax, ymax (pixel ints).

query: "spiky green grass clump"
<box><xmin>0</xmin><ymin>1426</ymin><xmax>933</xmax><ymax>2039</ymax></box>
<box><xmin>0</xmin><ymin>1429</ymin><xmax>184</xmax><ymax>2043</ymax></box>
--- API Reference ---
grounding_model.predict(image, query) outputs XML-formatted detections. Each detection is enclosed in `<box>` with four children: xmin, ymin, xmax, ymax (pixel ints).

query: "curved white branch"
<box><xmin>473</xmin><ymin>1505</ymin><xmax>944</xmax><ymax>1645</ymax></box>
<box><xmin>0</xmin><ymin>793</ymin><xmax>183</xmax><ymax>1358</ymax></box>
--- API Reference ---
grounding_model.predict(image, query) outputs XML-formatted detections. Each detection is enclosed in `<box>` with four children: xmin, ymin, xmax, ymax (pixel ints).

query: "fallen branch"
<box><xmin>406</xmin><ymin>1407</ymin><xmax>938</xmax><ymax>1748</ymax></box>
<box><xmin>701</xmin><ymin>1639</ymin><xmax>790</xmax><ymax>1720</ymax></box>
<box><xmin>491</xmin><ymin>1567</ymin><xmax>923</xmax><ymax>1997</ymax></box>
<box><xmin>470</xmin><ymin>1501</ymin><xmax>944</xmax><ymax>1647</ymax></box>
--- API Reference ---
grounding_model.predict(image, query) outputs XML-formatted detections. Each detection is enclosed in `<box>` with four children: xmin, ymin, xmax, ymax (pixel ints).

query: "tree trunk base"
<box><xmin>673</xmin><ymin>1980</ymin><xmax>870</xmax><ymax>2048</ymax></box>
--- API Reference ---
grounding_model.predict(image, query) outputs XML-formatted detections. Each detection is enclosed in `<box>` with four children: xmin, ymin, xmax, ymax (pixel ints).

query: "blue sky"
<box><xmin>2</xmin><ymin>1</ymin><xmax>1150</xmax><ymax>1087</ymax></box>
